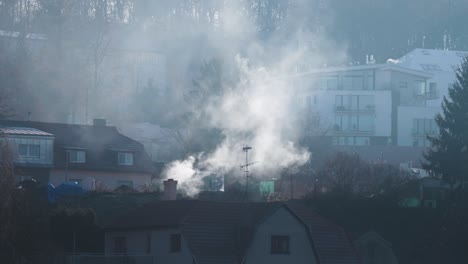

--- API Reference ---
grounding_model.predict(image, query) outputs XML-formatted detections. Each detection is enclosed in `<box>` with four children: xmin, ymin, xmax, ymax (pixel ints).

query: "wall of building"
<box><xmin>49</xmin><ymin>169</ymin><xmax>152</xmax><ymax>191</ymax></box>
<box><xmin>105</xmin><ymin>228</ymin><xmax>193</xmax><ymax>264</ymax></box>
<box><xmin>397</xmin><ymin>106</ymin><xmax>440</xmax><ymax>147</ymax></box>
<box><xmin>307</xmin><ymin>90</ymin><xmax>392</xmax><ymax>145</ymax></box>
<box><xmin>245</xmin><ymin>207</ymin><xmax>316</xmax><ymax>264</ymax></box>
<box><xmin>5</xmin><ymin>135</ymin><xmax>54</xmax><ymax>165</ymax></box>
<box><xmin>424</xmin><ymin>71</ymin><xmax>456</xmax><ymax>107</ymax></box>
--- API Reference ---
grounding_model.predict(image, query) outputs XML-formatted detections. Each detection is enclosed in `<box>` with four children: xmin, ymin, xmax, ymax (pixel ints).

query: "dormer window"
<box><xmin>118</xmin><ymin>152</ymin><xmax>133</xmax><ymax>166</ymax></box>
<box><xmin>18</xmin><ymin>144</ymin><xmax>40</xmax><ymax>159</ymax></box>
<box><xmin>68</xmin><ymin>150</ymin><xmax>86</xmax><ymax>163</ymax></box>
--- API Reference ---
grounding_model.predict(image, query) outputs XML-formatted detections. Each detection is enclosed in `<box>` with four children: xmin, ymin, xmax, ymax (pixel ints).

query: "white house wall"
<box><xmin>308</xmin><ymin>90</ymin><xmax>392</xmax><ymax>138</ymax></box>
<box><xmin>245</xmin><ymin>207</ymin><xmax>316</xmax><ymax>264</ymax></box>
<box><xmin>397</xmin><ymin>106</ymin><xmax>440</xmax><ymax>146</ymax></box>
<box><xmin>105</xmin><ymin>228</ymin><xmax>193</xmax><ymax>264</ymax></box>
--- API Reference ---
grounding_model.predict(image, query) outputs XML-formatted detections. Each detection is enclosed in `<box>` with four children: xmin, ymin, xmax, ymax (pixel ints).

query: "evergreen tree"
<box><xmin>423</xmin><ymin>57</ymin><xmax>468</xmax><ymax>189</ymax></box>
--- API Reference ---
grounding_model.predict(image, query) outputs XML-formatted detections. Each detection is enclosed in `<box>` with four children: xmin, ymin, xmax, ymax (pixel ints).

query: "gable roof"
<box><xmin>106</xmin><ymin>200</ymin><xmax>358</xmax><ymax>264</ymax></box>
<box><xmin>397</xmin><ymin>48</ymin><xmax>468</xmax><ymax>73</ymax></box>
<box><xmin>0</xmin><ymin>120</ymin><xmax>153</xmax><ymax>173</ymax></box>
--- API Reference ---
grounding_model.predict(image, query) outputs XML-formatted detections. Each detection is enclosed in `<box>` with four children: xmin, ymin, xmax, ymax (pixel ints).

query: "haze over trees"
<box><xmin>1</xmin><ymin>0</ymin><xmax>468</xmax><ymax>124</ymax></box>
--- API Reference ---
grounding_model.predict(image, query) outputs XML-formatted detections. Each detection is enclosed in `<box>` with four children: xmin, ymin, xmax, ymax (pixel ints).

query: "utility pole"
<box><xmin>241</xmin><ymin>145</ymin><xmax>253</xmax><ymax>201</ymax></box>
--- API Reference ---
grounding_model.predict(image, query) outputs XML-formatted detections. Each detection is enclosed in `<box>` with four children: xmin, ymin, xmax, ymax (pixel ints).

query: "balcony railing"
<box><xmin>333</xmin><ymin>125</ymin><xmax>375</xmax><ymax>134</ymax></box>
<box><xmin>414</xmin><ymin>89</ymin><xmax>439</xmax><ymax>100</ymax></box>
<box><xmin>334</xmin><ymin>104</ymin><xmax>375</xmax><ymax>113</ymax></box>
<box><xmin>412</xmin><ymin>129</ymin><xmax>438</xmax><ymax>136</ymax></box>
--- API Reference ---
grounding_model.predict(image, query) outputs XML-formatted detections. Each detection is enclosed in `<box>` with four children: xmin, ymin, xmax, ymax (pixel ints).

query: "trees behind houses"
<box><xmin>318</xmin><ymin>152</ymin><xmax>413</xmax><ymax>198</ymax></box>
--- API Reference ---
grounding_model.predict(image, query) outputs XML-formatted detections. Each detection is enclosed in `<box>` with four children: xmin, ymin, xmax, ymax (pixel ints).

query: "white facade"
<box><xmin>394</xmin><ymin>48</ymin><xmax>468</xmax><ymax>146</ymax></box>
<box><xmin>104</xmin><ymin>206</ymin><xmax>319</xmax><ymax>264</ymax></box>
<box><xmin>105</xmin><ymin>228</ymin><xmax>193</xmax><ymax>263</ymax></box>
<box><xmin>294</xmin><ymin>64</ymin><xmax>433</xmax><ymax>146</ymax></box>
<box><xmin>397</xmin><ymin>106</ymin><xmax>440</xmax><ymax>147</ymax></box>
<box><xmin>397</xmin><ymin>48</ymin><xmax>468</xmax><ymax>107</ymax></box>
<box><xmin>245</xmin><ymin>207</ymin><xmax>316</xmax><ymax>264</ymax></box>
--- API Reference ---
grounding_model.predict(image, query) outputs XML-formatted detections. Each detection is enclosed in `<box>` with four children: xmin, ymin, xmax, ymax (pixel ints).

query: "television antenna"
<box><xmin>240</xmin><ymin>145</ymin><xmax>257</xmax><ymax>200</ymax></box>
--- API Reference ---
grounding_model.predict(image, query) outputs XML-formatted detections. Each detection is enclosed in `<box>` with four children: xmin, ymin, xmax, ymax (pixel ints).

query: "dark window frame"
<box><xmin>271</xmin><ymin>235</ymin><xmax>290</xmax><ymax>254</ymax></box>
<box><xmin>169</xmin><ymin>234</ymin><xmax>182</xmax><ymax>253</ymax></box>
<box><xmin>113</xmin><ymin>236</ymin><xmax>127</xmax><ymax>254</ymax></box>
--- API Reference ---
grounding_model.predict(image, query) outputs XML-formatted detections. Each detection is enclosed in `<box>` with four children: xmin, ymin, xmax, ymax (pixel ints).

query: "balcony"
<box><xmin>333</xmin><ymin>125</ymin><xmax>375</xmax><ymax>134</ymax></box>
<box><xmin>334</xmin><ymin>104</ymin><xmax>375</xmax><ymax>113</ymax></box>
<box><xmin>412</xmin><ymin>129</ymin><xmax>438</xmax><ymax>137</ymax></box>
<box><xmin>414</xmin><ymin>88</ymin><xmax>439</xmax><ymax>100</ymax></box>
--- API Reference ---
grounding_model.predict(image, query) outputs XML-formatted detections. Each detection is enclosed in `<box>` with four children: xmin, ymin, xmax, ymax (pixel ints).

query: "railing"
<box><xmin>333</xmin><ymin>125</ymin><xmax>374</xmax><ymax>134</ymax></box>
<box><xmin>412</xmin><ymin>129</ymin><xmax>438</xmax><ymax>136</ymax></box>
<box><xmin>334</xmin><ymin>104</ymin><xmax>375</xmax><ymax>113</ymax></box>
<box><xmin>64</xmin><ymin>254</ymin><xmax>156</xmax><ymax>264</ymax></box>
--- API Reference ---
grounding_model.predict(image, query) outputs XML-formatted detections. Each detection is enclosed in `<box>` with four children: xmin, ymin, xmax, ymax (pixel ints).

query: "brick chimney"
<box><xmin>93</xmin><ymin>118</ymin><xmax>107</xmax><ymax>127</ymax></box>
<box><xmin>163</xmin><ymin>179</ymin><xmax>178</xmax><ymax>200</ymax></box>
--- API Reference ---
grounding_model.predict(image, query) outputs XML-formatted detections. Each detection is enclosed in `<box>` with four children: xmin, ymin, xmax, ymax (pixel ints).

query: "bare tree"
<box><xmin>318</xmin><ymin>152</ymin><xmax>413</xmax><ymax>197</ymax></box>
<box><xmin>0</xmin><ymin>130</ymin><xmax>18</xmax><ymax>261</ymax></box>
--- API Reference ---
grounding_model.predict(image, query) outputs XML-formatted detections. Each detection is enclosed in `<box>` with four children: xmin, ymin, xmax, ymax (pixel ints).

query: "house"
<box><xmin>105</xmin><ymin>189</ymin><xmax>358</xmax><ymax>264</ymax></box>
<box><xmin>354</xmin><ymin>231</ymin><xmax>398</xmax><ymax>264</ymax></box>
<box><xmin>0</xmin><ymin>119</ymin><xmax>154</xmax><ymax>191</ymax></box>
<box><xmin>0</xmin><ymin>126</ymin><xmax>54</xmax><ymax>183</ymax></box>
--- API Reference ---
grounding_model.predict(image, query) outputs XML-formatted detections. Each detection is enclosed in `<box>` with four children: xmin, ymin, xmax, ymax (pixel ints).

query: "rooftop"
<box><xmin>0</xmin><ymin>126</ymin><xmax>53</xmax><ymax>137</ymax></box>
<box><xmin>291</xmin><ymin>63</ymin><xmax>433</xmax><ymax>79</ymax></box>
<box><xmin>107</xmin><ymin>200</ymin><xmax>358</xmax><ymax>264</ymax></box>
<box><xmin>0</xmin><ymin>120</ymin><xmax>154</xmax><ymax>173</ymax></box>
<box><xmin>397</xmin><ymin>48</ymin><xmax>468</xmax><ymax>73</ymax></box>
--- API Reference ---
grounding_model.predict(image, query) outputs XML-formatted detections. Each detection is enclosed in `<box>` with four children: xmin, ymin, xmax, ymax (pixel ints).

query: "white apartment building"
<box><xmin>395</xmin><ymin>49</ymin><xmax>468</xmax><ymax>147</ymax></box>
<box><xmin>294</xmin><ymin>64</ymin><xmax>433</xmax><ymax>147</ymax></box>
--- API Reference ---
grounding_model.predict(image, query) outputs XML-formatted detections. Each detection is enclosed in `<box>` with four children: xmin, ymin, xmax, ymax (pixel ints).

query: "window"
<box><xmin>271</xmin><ymin>235</ymin><xmax>290</xmax><ymax>254</ymax></box>
<box><xmin>413</xmin><ymin>118</ymin><xmax>437</xmax><ymax>135</ymax></box>
<box><xmin>113</xmin><ymin>237</ymin><xmax>127</xmax><ymax>254</ymax></box>
<box><xmin>414</xmin><ymin>80</ymin><xmax>426</xmax><ymax>96</ymax></box>
<box><xmin>335</xmin><ymin>95</ymin><xmax>346</xmax><ymax>110</ymax></box>
<box><xmin>68</xmin><ymin>150</ymin><xmax>86</xmax><ymax>163</ymax></box>
<box><xmin>334</xmin><ymin>115</ymin><xmax>349</xmax><ymax>131</ymax></box>
<box><xmin>332</xmin><ymin>137</ymin><xmax>370</xmax><ymax>146</ymax></box>
<box><xmin>358</xmin><ymin>95</ymin><xmax>374</xmax><ymax>111</ymax></box>
<box><xmin>355</xmin><ymin>137</ymin><xmax>370</xmax><ymax>146</ymax></box>
<box><xmin>18</xmin><ymin>144</ymin><xmax>40</xmax><ymax>158</ymax></box>
<box><xmin>327</xmin><ymin>78</ymin><xmax>338</xmax><ymax>90</ymax></box>
<box><xmin>169</xmin><ymin>234</ymin><xmax>181</xmax><ymax>252</ymax></box>
<box><xmin>399</xmin><ymin>81</ymin><xmax>408</xmax><ymax>88</ymax></box>
<box><xmin>146</xmin><ymin>234</ymin><xmax>152</xmax><ymax>254</ymax></box>
<box><xmin>335</xmin><ymin>95</ymin><xmax>374</xmax><ymax>112</ymax></box>
<box><xmin>118</xmin><ymin>152</ymin><xmax>133</xmax><ymax>165</ymax></box>
<box><xmin>428</xmin><ymin>83</ymin><xmax>437</xmax><ymax>98</ymax></box>
<box><xmin>420</xmin><ymin>64</ymin><xmax>441</xmax><ymax>71</ymax></box>
<box><xmin>343</xmin><ymin>76</ymin><xmax>364</xmax><ymax>90</ymax></box>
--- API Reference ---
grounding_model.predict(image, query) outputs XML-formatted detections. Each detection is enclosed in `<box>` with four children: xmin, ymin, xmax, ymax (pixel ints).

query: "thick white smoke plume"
<box><xmin>162</xmin><ymin>2</ymin><xmax>347</xmax><ymax>195</ymax></box>
<box><xmin>163</xmin><ymin>53</ymin><xmax>311</xmax><ymax>195</ymax></box>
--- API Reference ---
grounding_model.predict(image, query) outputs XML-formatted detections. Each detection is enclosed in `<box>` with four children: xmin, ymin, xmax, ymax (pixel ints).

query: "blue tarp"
<box><xmin>47</xmin><ymin>182</ymin><xmax>86</xmax><ymax>203</ymax></box>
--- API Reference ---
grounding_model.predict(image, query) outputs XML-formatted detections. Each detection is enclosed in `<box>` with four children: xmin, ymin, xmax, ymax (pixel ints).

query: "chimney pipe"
<box><xmin>163</xmin><ymin>179</ymin><xmax>178</xmax><ymax>200</ymax></box>
<box><xmin>93</xmin><ymin>118</ymin><xmax>106</xmax><ymax>127</ymax></box>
